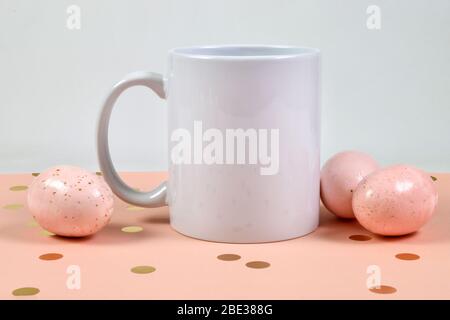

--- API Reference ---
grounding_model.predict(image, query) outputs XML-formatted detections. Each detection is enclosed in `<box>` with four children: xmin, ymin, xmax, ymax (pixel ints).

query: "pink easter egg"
<box><xmin>27</xmin><ymin>165</ymin><xmax>114</xmax><ymax>237</ymax></box>
<box><xmin>320</xmin><ymin>151</ymin><xmax>379</xmax><ymax>218</ymax></box>
<box><xmin>352</xmin><ymin>165</ymin><xmax>438</xmax><ymax>236</ymax></box>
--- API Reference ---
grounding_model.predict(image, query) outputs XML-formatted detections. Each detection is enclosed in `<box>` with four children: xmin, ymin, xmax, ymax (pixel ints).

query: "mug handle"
<box><xmin>97</xmin><ymin>71</ymin><xmax>167</xmax><ymax>207</ymax></box>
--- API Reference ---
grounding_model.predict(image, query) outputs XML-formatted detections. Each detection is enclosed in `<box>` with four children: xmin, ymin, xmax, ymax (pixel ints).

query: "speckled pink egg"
<box><xmin>27</xmin><ymin>165</ymin><xmax>114</xmax><ymax>237</ymax></box>
<box><xmin>352</xmin><ymin>165</ymin><xmax>438</xmax><ymax>236</ymax></box>
<box><xmin>320</xmin><ymin>151</ymin><xmax>379</xmax><ymax>218</ymax></box>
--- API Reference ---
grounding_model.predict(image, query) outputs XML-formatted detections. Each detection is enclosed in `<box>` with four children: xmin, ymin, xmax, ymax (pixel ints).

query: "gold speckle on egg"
<box><xmin>27</xmin><ymin>220</ymin><xmax>39</xmax><ymax>227</ymax></box>
<box><xmin>126</xmin><ymin>205</ymin><xmax>145</xmax><ymax>211</ymax></box>
<box><xmin>3</xmin><ymin>203</ymin><xmax>23</xmax><ymax>210</ymax></box>
<box><xmin>349</xmin><ymin>234</ymin><xmax>372</xmax><ymax>241</ymax></box>
<box><xmin>395</xmin><ymin>253</ymin><xmax>420</xmax><ymax>261</ymax></box>
<box><xmin>9</xmin><ymin>185</ymin><xmax>28</xmax><ymax>191</ymax></box>
<box><xmin>121</xmin><ymin>226</ymin><xmax>143</xmax><ymax>233</ymax></box>
<box><xmin>40</xmin><ymin>230</ymin><xmax>55</xmax><ymax>237</ymax></box>
<box><xmin>217</xmin><ymin>254</ymin><xmax>241</xmax><ymax>261</ymax></box>
<box><xmin>12</xmin><ymin>287</ymin><xmax>40</xmax><ymax>296</ymax></box>
<box><xmin>39</xmin><ymin>253</ymin><xmax>63</xmax><ymax>261</ymax></box>
<box><xmin>32</xmin><ymin>172</ymin><xmax>40</xmax><ymax>177</ymax></box>
<box><xmin>369</xmin><ymin>285</ymin><xmax>397</xmax><ymax>294</ymax></box>
<box><xmin>245</xmin><ymin>261</ymin><xmax>270</xmax><ymax>269</ymax></box>
<box><xmin>131</xmin><ymin>265</ymin><xmax>156</xmax><ymax>274</ymax></box>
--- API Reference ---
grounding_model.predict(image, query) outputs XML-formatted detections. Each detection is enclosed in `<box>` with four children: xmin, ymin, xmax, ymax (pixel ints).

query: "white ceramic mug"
<box><xmin>97</xmin><ymin>45</ymin><xmax>320</xmax><ymax>243</ymax></box>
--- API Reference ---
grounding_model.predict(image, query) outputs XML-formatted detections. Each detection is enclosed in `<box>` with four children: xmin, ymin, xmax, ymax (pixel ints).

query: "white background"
<box><xmin>1</xmin><ymin>0</ymin><xmax>449</xmax><ymax>173</ymax></box>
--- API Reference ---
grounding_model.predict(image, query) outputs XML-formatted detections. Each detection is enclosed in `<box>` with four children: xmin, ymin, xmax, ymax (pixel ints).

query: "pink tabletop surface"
<box><xmin>1</xmin><ymin>172</ymin><xmax>449</xmax><ymax>300</ymax></box>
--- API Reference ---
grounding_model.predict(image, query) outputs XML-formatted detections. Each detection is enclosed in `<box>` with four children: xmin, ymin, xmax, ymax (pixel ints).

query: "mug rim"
<box><xmin>169</xmin><ymin>44</ymin><xmax>320</xmax><ymax>60</ymax></box>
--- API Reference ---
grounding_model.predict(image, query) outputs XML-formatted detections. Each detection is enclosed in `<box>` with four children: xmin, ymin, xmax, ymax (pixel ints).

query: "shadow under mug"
<box><xmin>97</xmin><ymin>45</ymin><xmax>321</xmax><ymax>243</ymax></box>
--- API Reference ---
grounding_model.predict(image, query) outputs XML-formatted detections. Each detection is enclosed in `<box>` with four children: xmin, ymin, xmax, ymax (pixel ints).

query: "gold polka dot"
<box><xmin>95</xmin><ymin>171</ymin><xmax>102</xmax><ymax>176</ymax></box>
<box><xmin>40</xmin><ymin>230</ymin><xmax>55</xmax><ymax>237</ymax></box>
<box><xmin>246</xmin><ymin>261</ymin><xmax>270</xmax><ymax>269</ymax></box>
<box><xmin>369</xmin><ymin>285</ymin><xmax>397</xmax><ymax>294</ymax></box>
<box><xmin>395</xmin><ymin>253</ymin><xmax>420</xmax><ymax>261</ymax></box>
<box><xmin>349</xmin><ymin>234</ymin><xmax>372</xmax><ymax>241</ymax></box>
<box><xmin>431</xmin><ymin>176</ymin><xmax>437</xmax><ymax>181</ymax></box>
<box><xmin>39</xmin><ymin>253</ymin><xmax>63</xmax><ymax>261</ymax></box>
<box><xmin>121</xmin><ymin>226</ymin><xmax>143</xmax><ymax>233</ymax></box>
<box><xmin>131</xmin><ymin>265</ymin><xmax>156</xmax><ymax>274</ymax></box>
<box><xmin>217</xmin><ymin>254</ymin><xmax>241</xmax><ymax>261</ymax></box>
<box><xmin>12</xmin><ymin>287</ymin><xmax>40</xmax><ymax>296</ymax></box>
<box><xmin>3</xmin><ymin>203</ymin><xmax>23</xmax><ymax>210</ymax></box>
<box><xmin>126</xmin><ymin>205</ymin><xmax>145</xmax><ymax>211</ymax></box>
<box><xmin>9</xmin><ymin>185</ymin><xmax>28</xmax><ymax>191</ymax></box>
<box><xmin>27</xmin><ymin>220</ymin><xmax>39</xmax><ymax>227</ymax></box>
<box><xmin>32</xmin><ymin>173</ymin><xmax>40</xmax><ymax>177</ymax></box>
